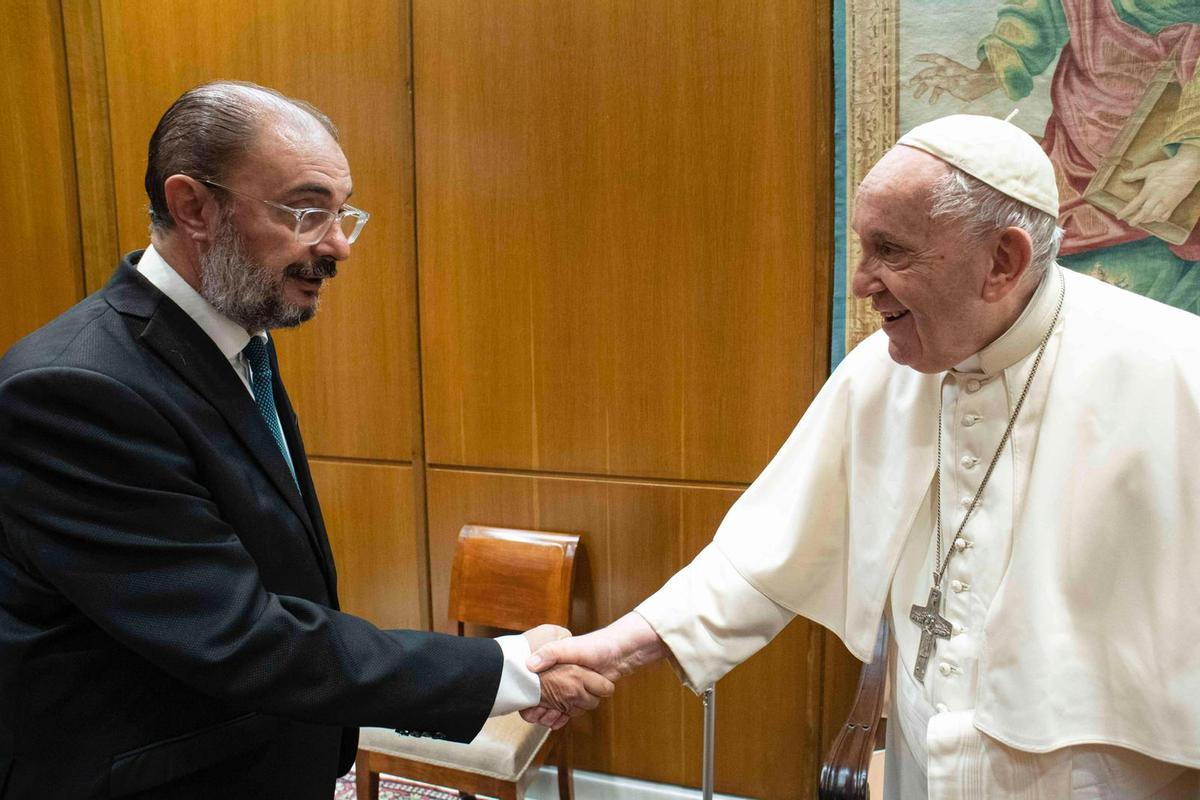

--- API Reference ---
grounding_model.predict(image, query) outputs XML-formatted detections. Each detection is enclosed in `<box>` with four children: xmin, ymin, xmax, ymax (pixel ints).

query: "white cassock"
<box><xmin>637</xmin><ymin>265</ymin><xmax>1200</xmax><ymax>798</ymax></box>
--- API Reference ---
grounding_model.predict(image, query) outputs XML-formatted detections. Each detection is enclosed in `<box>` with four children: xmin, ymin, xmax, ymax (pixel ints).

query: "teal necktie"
<box><xmin>242</xmin><ymin>337</ymin><xmax>299</xmax><ymax>488</ymax></box>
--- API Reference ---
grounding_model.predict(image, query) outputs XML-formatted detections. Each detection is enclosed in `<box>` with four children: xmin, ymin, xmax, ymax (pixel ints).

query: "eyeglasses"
<box><xmin>200</xmin><ymin>179</ymin><xmax>370</xmax><ymax>246</ymax></box>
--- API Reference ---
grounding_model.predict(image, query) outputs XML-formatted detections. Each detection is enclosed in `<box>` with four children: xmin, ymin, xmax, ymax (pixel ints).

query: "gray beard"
<box><xmin>198</xmin><ymin>216</ymin><xmax>318</xmax><ymax>331</ymax></box>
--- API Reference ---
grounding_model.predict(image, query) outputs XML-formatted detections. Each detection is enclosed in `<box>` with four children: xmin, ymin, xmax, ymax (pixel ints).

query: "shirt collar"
<box><xmin>953</xmin><ymin>263</ymin><xmax>1063</xmax><ymax>376</ymax></box>
<box><xmin>136</xmin><ymin>244</ymin><xmax>266</xmax><ymax>358</ymax></box>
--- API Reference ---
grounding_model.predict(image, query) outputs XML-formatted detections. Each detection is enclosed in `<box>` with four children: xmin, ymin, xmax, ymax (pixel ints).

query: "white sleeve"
<box><xmin>635</xmin><ymin>543</ymin><xmax>794</xmax><ymax>693</ymax></box>
<box><xmin>488</xmin><ymin>634</ymin><xmax>541</xmax><ymax>716</ymax></box>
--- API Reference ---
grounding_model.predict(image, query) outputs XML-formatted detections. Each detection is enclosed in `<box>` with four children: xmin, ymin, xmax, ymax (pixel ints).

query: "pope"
<box><xmin>523</xmin><ymin>115</ymin><xmax>1200</xmax><ymax>798</ymax></box>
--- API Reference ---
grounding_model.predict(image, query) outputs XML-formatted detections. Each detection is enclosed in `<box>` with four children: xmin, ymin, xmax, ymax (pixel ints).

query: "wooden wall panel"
<box><xmin>0</xmin><ymin>0</ymin><xmax>85</xmax><ymax>353</ymax></box>
<box><xmin>97</xmin><ymin>0</ymin><xmax>416</xmax><ymax>461</ymax></box>
<box><xmin>309</xmin><ymin>459</ymin><xmax>422</xmax><ymax>631</ymax></box>
<box><xmin>19</xmin><ymin>1</ymin><xmax>847</xmax><ymax>794</ymax></box>
<box><xmin>415</xmin><ymin>0</ymin><xmax>831</xmax><ymax>483</ymax></box>
<box><xmin>426</xmin><ymin>468</ymin><xmax>827</xmax><ymax>798</ymax></box>
<box><xmin>61</xmin><ymin>0</ymin><xmax>120</xmax><ymax>296</ymax></box>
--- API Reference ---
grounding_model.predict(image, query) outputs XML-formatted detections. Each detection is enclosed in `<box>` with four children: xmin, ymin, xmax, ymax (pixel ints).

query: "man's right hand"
<box><xmin>521</xmin><ymin>612</ymin><xmax>670</xmax><ymax>728</ymax></box>
<box><xmin>518</xmin><ymin>624</ymin><xmax>614</xmax><ymax>729</ymax></box>
<box><xmin>532</xmin><ymin>663</ymin><xmax>614</xmax><ymax>729</ymax></box>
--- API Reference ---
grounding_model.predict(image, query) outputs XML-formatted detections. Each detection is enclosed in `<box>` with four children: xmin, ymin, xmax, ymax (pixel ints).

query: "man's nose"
<box><xmin>850</xmin><ymin>257</ymin><xmax>879</xmax><ymax>299</ymax></box>
<box><xmin>312</xmin><ymin>223</ymin><xmax>352</xmax><ymax>262</ymax></box>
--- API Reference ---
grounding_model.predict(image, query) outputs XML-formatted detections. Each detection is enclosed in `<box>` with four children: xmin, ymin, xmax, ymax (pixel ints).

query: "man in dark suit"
<box><xmin>0</xmin><ymin>81</ymin><xmax>610</xmax><ymax>799</ymax></box>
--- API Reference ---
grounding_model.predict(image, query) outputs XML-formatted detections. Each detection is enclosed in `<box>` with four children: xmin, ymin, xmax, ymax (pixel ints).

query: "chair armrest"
<box><xmin>818</xmin><ymin>618</ymin><xmax>889</xmax><ymax>800</ymax></box>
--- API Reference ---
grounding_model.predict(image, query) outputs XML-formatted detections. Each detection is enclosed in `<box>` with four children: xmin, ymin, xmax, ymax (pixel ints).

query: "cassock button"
<box><xmin>959</xmin><ymin>497</ymin><xmax>972</xmax><ymax>509</ymax></box>
<box><xmin>954</xmin><ymin>537</ymin><xmax>968</xmax><ymax>552</ymax></box>
<box><xmin>962</xmin><ymin>414</ymin><xmax>980</xmax><ymax>427</ymax></box>
<box><xmin>936</xmin><ymin>703</ymin><xmax>950</xmax><ymax>713</ymax></box>
<box><xmin>951</xmin><ymin>579</ymin><xmax>967</xmax><ymax>592</ymax></box>
<box><xmin>938</xmin><ymin>662</ymin><xmax>953</xmax><ymax>677</ymax></box>
<box><xmin>966</xmin><ymin>379</ymin><xmax>982</xmax><ymax>393</ymax></box>
<box><xmin>961</xmin><ymin>455</ymin><xmax>978</xmax><ymax>469</ymax></box>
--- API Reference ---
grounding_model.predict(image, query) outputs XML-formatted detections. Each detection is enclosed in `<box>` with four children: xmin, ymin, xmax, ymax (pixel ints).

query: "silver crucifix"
<box><xmin>909</xmin><ymin>585</ymin><xmax>953</xmax><ymax>682</ymax></box>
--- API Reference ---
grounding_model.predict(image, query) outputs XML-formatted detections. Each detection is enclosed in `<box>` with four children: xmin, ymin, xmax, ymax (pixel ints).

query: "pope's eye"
<box><xmin>877</xmin><ymin>241</ymin><xmax>905</xmax><ymax>261</ymax></box>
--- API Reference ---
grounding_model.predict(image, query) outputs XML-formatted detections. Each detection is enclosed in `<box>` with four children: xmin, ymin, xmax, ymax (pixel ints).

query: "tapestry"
<box><xmin>832</xmin><ymin>0</ymin><xmax>1200</xmax><ymax>367</ymax></box>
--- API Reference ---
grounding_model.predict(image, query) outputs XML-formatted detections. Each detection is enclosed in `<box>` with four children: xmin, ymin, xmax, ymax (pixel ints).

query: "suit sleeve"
<box><xmin>0</xmin><ymin>366</ymin><xmax>501</xmax><ymax>743</ymax></box>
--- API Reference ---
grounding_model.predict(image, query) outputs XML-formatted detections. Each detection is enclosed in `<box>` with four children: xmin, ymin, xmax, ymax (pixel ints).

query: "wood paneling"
<box><xmin>426</xmin><ymin>468</ymin><xmax>827</xmax><ymax>798</ymax></box>
<box><xmin>61</xmin><ymin>0</ymin><xmax>120</xmax><ymax>295</ymax></box>
<box><xmin>309</xmin><ymin>459</ymin><xmax>422</xmax><ymax>630</ymax></box>
<box><xmin>5</xmin><ymin>2</ymin><xmax>845</xmax><ymax>794</ymax></box>
<box><xmin>0</xmin><ymin>0</ymin><xmax>85</xmax><ymax>353</ymax></box>
<box><xmin>415</xmin><ymin>0</ymin><xmax>832</xmax><ymax>483</ymax></box>
<box><xmin>97</xmin><ymin>0</ymin><xmax>417</xmax><ymax>461</ymax></box>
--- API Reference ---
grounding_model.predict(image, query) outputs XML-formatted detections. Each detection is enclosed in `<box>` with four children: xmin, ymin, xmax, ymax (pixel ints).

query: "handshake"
<box><xmin>518</xmin><ymin>613</ymin><xmax>667</xmax><ymax>729</ymax></box>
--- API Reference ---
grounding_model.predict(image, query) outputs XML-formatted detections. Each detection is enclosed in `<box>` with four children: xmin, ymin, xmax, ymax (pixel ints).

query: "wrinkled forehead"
<box><xmin>232</xmin><ymin>111</ymin><xmax>353</xmax><ymax>202</ymax></box>
<box><xmin>860</xmin><ymin>147</ymin><xmax>951</xmax><ymax>202</ymax></box>
<box><xmin>852</xmin><ymin>146</ymin><xmax>950</xmax><ymax>231</ymax></box>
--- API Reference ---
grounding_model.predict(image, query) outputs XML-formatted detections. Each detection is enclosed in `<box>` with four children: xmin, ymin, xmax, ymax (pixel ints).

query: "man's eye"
<box><xmin>877</xmin><ymin>242</ymin><xmax>904</xmax><ymax>261</ymax></box>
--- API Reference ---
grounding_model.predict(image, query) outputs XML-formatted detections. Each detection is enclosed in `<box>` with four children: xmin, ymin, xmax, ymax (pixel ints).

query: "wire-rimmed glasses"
<box><xmin>201</xmin><ymin>179</ymin><xmax>370</xmax><ymax>246</ymax></box>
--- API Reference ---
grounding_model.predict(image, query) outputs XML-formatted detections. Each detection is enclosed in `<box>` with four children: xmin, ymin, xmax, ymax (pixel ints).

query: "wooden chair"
<box><xmin>819</xmin><ymin>618</ymin><xmax>890</xmax><ymax>800</ymax></box>
<box><xmin>356</xmin><ymin>525</ymin><xmax>580</xmax><ymax>800</ymax></box>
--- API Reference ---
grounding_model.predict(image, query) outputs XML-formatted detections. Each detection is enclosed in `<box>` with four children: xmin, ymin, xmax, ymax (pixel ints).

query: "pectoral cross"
<box><xmin>909</xmin><ymin>584</ymin><xmax>953</xmax><ymax>682</ymax></box>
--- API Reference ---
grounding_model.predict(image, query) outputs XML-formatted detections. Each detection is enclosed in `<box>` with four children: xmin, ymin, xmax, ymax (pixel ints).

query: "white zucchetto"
<box><xmin>897</xmin><ymin>114</ymin><xmax>1060</xmax><ymax>218</ymax></box>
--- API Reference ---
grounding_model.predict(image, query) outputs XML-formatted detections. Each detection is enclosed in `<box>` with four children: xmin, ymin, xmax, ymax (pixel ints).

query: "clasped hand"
<box><xmin>521</xmin><ymin>615</ymin><xmax>663</xmax><ymax>729</ymax></box>
<box><xmin>521</xmin><ymin>625</ymin><xmax>614</xmax><ymax>730</ymax></box>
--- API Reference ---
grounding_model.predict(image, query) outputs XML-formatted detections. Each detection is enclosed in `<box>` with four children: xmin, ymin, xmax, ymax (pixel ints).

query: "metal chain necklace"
<box><xmin>909</xmin><ymin>277</ymin><xmax>1066</xmax><ymax>682</ymax></box>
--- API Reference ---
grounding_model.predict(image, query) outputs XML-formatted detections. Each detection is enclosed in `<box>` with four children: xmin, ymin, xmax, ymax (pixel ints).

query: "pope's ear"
<box><xmin>982</xmin><ymin>226</ymin><xmax>1033</xmax><ymax>302</ymax></box>
<box><xmin>162</xmin><ymin>175</ymin><xmax>218</xmax><ymax>244</ymax></box>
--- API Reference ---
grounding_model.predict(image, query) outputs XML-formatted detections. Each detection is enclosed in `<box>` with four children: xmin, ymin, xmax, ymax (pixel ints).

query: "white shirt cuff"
<box><xmin>489</xmin><ymin>634</ymin><xmax>542</xmax><ymax>716</ymax></box>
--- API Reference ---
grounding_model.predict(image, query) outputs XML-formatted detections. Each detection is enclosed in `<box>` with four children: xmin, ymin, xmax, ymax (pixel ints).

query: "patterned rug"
<box><xmin>334</xmin><ymin>767</ymin><xmax>460</xmax><ymax>800</ymax></box>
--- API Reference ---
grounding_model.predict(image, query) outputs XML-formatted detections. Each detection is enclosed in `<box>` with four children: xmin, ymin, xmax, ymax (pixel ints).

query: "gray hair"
<box><xmin>145</xmin><ymin>80</ymin><xmax>338</xmax><ymax>232</ymax></box>
<box><xmin>928</xmin><ymin>167</ymin><xmax>1064</xmax><ymax>277</ymax></box>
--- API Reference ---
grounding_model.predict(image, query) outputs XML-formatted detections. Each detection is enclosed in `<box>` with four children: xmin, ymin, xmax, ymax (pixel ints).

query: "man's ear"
<box><xmin>163</xmin><ymin>175</ymin><xmax>219</xmax><ymax>244</ymax></box>
<box><xmin>982</xmin><ymin>226</ymin><xmax>1033</xmax><ymax>302</ymax></box>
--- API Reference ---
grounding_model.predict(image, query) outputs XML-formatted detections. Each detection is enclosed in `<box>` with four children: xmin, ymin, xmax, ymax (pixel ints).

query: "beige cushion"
<box><xmin>358</xmin><ymin>713</ymin><xmax>551</xmax><ymax>782</ymax></box>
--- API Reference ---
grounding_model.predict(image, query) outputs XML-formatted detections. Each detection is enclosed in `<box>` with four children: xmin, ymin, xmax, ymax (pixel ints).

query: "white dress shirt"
<box><xmin>136</xmin><ymin>245</ymin><xmax>539</xmax><ymax>716</ymax></box>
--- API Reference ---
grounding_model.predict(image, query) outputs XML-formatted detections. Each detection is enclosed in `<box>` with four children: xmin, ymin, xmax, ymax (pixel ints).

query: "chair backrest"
<box><xmin>447</xmin><ymin>525</ymin><xmax>580</xmax><ymax>634</ymax></box>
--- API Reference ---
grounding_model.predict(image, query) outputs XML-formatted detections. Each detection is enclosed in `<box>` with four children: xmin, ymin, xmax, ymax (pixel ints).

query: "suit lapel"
<box><xmin>270</xmin><ymin>342</ymin><xmax>339</xmax><ymax>604</ymax></box>
<box><xmin>106</xmin><ymin>256</ymin><xmax>317</xmax><ymax>543</ymax></box>
<box><xmin>140</xmin><ymin>306</ymin><xmax>317</xmax><ymax>532</ymax></box>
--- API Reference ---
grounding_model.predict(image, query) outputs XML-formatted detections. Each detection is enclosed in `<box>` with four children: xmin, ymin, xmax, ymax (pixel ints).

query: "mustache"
<box><xmin>284</xmin><ymin>258</ymin><xmax>338</xmax><ymax>281</ymax></box>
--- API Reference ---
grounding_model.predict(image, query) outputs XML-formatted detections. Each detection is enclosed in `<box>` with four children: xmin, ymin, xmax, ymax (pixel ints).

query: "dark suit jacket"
<box><xmin>0</xmin><ymin>252</ymin><xmax>502</xmax><ymax>799</ymax></box>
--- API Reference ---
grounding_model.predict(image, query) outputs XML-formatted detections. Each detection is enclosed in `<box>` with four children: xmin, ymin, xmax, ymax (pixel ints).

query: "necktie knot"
<box><xmin>243</xmin><ymin>336</ymin><xmax>271</xmax><ymax>380</ymax></box>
